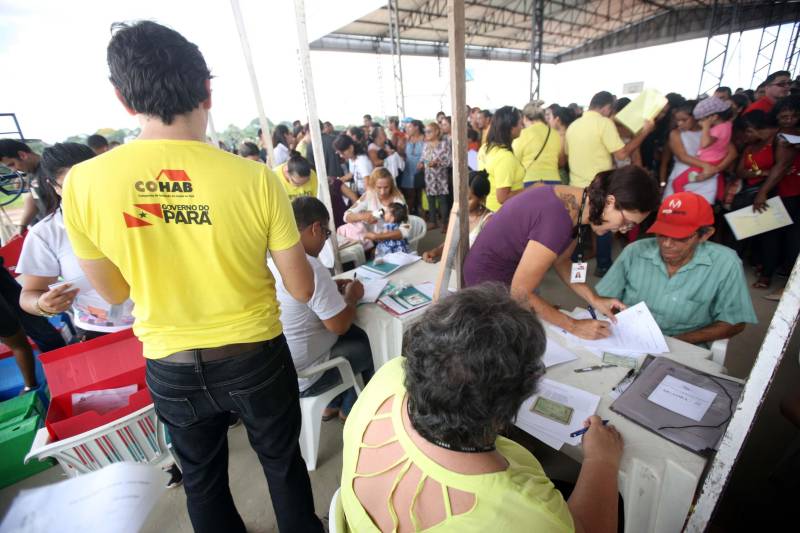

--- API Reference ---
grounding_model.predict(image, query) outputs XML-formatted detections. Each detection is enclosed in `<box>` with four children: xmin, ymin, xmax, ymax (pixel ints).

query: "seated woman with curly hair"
<box><xmin>338</xmin><ymin>283</ymin><xmax>624</xmax><ymax>533</ymax></box>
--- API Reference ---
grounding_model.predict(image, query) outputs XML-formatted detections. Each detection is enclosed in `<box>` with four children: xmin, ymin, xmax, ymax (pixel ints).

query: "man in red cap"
<box><xmin>596</xmin><ymin>192</ymin><xmax>756</xmax><ymax>345</ymax></box>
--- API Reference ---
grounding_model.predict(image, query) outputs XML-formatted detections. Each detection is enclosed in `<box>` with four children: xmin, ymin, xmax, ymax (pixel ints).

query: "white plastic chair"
<box><xmin>406</xmin><ymin>215</ymin><xmax>427</xmax><ymax>252</ymax></box>
<box><xmin>25</xmin><ymin>404</ymin><xmax>175</xmax><ymax>477</ymax></box>
<box><xmin>338</xmin><ymin>243</ymin><xmax>367</xmax><ymax>268</ymax></box>
<box><xmin>710</xmin><ymin>338</ymin><xmax>729</xmax><ymax>369</ymax></box>
<box><xmin>328</xmin><ymin>487</ymin><xmax>344</xmax><ymax>533</ymax></box>
<box><xmin>297</xmin><ymin>357</ymin><xmax>363</xmax><ymax>471</ymax></box>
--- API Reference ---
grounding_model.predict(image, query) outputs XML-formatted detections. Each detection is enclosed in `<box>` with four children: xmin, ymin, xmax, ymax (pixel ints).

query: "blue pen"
<box><xmin>570</xmin><ymin>419</ymin><xmax>609</xmax><ymax>438</ymax></box>
<box><xmin>587</xmin><ymin>305</ymin><xmax>598</xmax><ymax>320</ymax></box>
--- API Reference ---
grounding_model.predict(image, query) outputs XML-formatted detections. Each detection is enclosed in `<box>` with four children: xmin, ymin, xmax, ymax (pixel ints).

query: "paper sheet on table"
<box><xmin>48</xmin><ymin>275</ymin><xmax>94</xmax><ymax>293</ymax></box>
<box><xmin>516</xmin><ymin>378</ymin><xmax>601</xmax><ymax>449</ymax></box>
<box><xmin>543</xmin><ymin>339</ymin><xmax>578</xmax><ymax>368</ymax></box>
<box><xmin>724</xmin><ymin>196</ymin><xmax>793</xmax><ymax>240</ymax></box>
<box><xmin>72</xmin><ymin>384</ymin><xmax>137</xmax><ymax>416</ymax></box>
<box><xmin>778</xmin><ymin>133</ymin><xmax>800</xmax><ymax>145</ymax></box>
<box><xmin>0</xmin><ymin>462</ymin><xmax>165</xmax><ymax>533</ymax></box>
<box><xmin>647</xmin><ymin>375</ymin><xmax>717</xmax><ymax>421</ymax></box>
<box><xmin>552</xmin><ymin>303</ymin><xmax>667</xmax><ymax>355</ymax></box>
<box><xmin>359</xmin><ymin>279</ymin><xmax>389</xmax><ymax>304</ymax></box>
<box><xmin>615</xmin><ymin>89</ymin><xmax>667</xmax><ymax>134</ymax></box>
<box><xmin>380</xmin><ymin>252</ymin><xmax>421</xmax><ymax>267</ymax></box>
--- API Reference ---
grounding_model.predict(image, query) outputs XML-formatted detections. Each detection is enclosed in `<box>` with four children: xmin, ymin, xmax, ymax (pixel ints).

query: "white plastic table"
<box><xmin>335</xmin><ymin>260</ymin><xmax>451</xmax><ymax>370</ymax></box>
<box><xmin>529</xmin><ymin>327</ymin><xmax>735</xmax><ymax>533</ymax></box>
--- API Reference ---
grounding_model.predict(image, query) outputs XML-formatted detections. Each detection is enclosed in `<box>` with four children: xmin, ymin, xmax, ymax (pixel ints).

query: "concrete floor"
<box><xmin>2</xmin><ymin>229</ymin><xmax>798</xmax><ymax>532</ymax></box>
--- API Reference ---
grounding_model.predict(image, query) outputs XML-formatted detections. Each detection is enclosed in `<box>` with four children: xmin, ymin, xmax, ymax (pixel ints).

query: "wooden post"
<box><xmin>448</xmin><ymin>0</ymin><xmax>469</xmax><ymax>289</ymax></box>
<box><xmin>684</xmin><ymin>256</ymin><xmax>800</xmax><ymax>530</ymax></box>
<box><xmin>293</xmin><ymin>0</ymin><xmax>342</xmax><ymax>274</ymax></box>
<box><xmin>229</xmin><ymin>0</ymin><xmax>275</xmax><ymax>166</ymax></box>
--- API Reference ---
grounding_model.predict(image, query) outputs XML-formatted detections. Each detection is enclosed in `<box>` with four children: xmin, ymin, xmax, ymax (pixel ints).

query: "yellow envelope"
<box><xmin>723</xmin><ymin>196</ymin><xmax>794</xmax><ymax>240</ymax></box>
<box><xmin>615</xmin><ymin>89</ymin><xmax>668</xmax><ymax>134</ymax></box>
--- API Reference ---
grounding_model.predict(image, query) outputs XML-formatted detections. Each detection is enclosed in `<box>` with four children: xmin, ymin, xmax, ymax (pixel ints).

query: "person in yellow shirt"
<box><xmin>61</xmin><ymin>21</ymin><xmax>323</xmax><ymax>533</ymax></box>
<box><xmin>273</xmin><ymin>151</ymin><xmax>318</xmax><ymax>201</ymax></box>
<box><xmin>564</xmin><ymin>91</ymin><xmax>654</xmax><ymax>276</ymax></box>
<box><xmin>513</xmin><ymin>101</ymin><xmax>562</xmax><ymax>186</ymax></box>
<box><xmin>339</xmin><ymin>284</ymin><xmax>625</xmax><ymax>532</ymax></box>
<box><xmin>478</xmin><ymin>106</ymin><xmax>525</xmax><ymax>211</ymax></box>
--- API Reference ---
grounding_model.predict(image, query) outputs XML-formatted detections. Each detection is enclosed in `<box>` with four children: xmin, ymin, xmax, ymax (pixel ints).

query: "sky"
<box><xmin>0</xmin><ymin>0</ymin><xmax>797</xmax><ymax>144</ymax></box>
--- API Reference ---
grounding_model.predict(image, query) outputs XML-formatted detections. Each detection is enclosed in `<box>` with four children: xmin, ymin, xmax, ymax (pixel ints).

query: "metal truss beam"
<box><xmin>750</xmin><ymin>2</ymin><xmax>783</xmax><ymax>88</ymax></box>
<box><xmin>388</xmin><ymin>0</ymin><xmax>406</xmax><ymax>118</ymax></box>
<box><xmin>786</xmin><ymin>21</ymin><xmax>800</xmax><ymax>76</ymax></box>
<box><xmin>697</xmin><ymin>0</ymin><xmax>740</xmax><ymax>97</ymax></box>
<box><xmin>529</xmin><ymin>0</ymin><xmax>544</xmax><ymax>101</ymax></box>
<box><xmin>554</xmin><ymin>2</ymin><xmax>800</xmax><ymax>64</ymax></box>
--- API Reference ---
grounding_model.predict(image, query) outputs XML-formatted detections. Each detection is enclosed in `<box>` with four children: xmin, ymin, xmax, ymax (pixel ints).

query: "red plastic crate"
<box><xmin>0</xmin><ymin>232</ymin><xmax>27</xmax><ymax>276</ymax></box>
<box><xmin>39</xmin><ymin>329</ymin><xmax>151</xmax><ymax>441</ymax></box>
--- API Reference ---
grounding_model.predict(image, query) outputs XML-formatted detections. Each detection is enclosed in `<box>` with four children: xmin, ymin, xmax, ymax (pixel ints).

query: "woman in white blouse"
<box><xmin>17</xmin><ymin>143</ymin><xmax>135</xmax><ymax>341</ymax></box>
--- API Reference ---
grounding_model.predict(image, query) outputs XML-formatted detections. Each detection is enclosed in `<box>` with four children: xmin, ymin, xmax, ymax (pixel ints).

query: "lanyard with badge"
<box><xmin>570</xmin><ymin>188</ymin><xmax>589</xmax><ymax>284</ymax></box>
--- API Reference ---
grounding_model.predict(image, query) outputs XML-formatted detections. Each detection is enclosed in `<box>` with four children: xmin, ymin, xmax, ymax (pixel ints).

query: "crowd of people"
<box><xmin>1</xmin><ymin>17</ymin><xmax>799</xmax><ymax>533</ymax></box>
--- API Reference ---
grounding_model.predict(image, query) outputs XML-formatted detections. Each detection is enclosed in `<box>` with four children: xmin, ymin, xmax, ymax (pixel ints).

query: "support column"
<box><xmin>529</xmin><ymin>0</ymin><xmax>544</xmax><ymax>102</ymax></box>
<box><xmin>448</xmin><ymin>0</ymin><xmax>467</xmax><ymax>288</ymax></box>
<box><xmin>785</xmin><ymin>21</ymin><xmax>800</xmax><ymax>76</ymax></box>
<box><xmin>749</xmin><ymin>3</ymin><xmax>781</xmax><ymax>88</ymax></box>
<box><xmin>697</xmin><ymin>0</ymin><xmax>740</xmax><ymax>97</ymax></box>
<box><xmin>230</xmin><ymin>0</ymin><xmax>275</xmax><ymax>166</ymax></box>
<box><xmin>388</xmin><ymin>0</ymin><xmax>406</xmax><ymax>117</ymax></box>
<box><xmin>292</xmin><ymin>0</ymin><xmax>343</xmax><ymax>274</ymax></box>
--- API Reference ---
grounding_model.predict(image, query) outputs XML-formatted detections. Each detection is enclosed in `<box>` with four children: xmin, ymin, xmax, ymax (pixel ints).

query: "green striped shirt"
<box><xmin>596</xmin><ymin>239</ymin><xmax>757</xmax><ymax>337</ymax></box>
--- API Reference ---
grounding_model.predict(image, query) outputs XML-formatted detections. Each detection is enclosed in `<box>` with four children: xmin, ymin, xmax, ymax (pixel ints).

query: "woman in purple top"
<box><xmin>464</xmin><ymin>166</ymin><xmax>660</xmax><ymax>340</ymax></box>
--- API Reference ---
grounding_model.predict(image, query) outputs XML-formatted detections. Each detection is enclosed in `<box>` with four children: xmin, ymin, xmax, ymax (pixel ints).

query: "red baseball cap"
<box><xmin>647</xmin><ymin>192</ymin><xmax>714</xmax><ymax>239</ymax></box>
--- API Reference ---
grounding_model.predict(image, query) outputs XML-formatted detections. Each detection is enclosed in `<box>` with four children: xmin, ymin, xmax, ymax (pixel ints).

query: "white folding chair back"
<box><xmin>406</xmin><ymin>215</ymin><xmax>427</xmax><ymax>252</ymax></box>
<box><xmin>297</xmin><ymin>357</ymin><xmax>363</xmax><ymax>471</ymax></box>
<box><xmin>25</xmin><ymin>404</ymin><xmax>174</xmax><ymax>477</ymax></box>
<box><xmin>328</xmin><ymin>487</ymin><xmax>346</xmax><ymax>533</ymax></box>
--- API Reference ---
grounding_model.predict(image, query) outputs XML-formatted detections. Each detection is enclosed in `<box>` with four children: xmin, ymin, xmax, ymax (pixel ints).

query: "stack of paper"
<box><xmin>549</xmin><ymin>302</ymin><xmax>668</xmax><ymax>356</ymax></box>
<box><xmin>354</xmin><ymin>252</ymin><xmax>421</xmax><ymax>280</ymax></box>
<box><xmin>516</xmin><ymin>378</ymin><xmax>601</xmax><ymax>450</ymax></box>
<box><xmin>723</xmin><ymin>196</ymin><xmax>794</xmax><ymax>240</ymax></box>
<box><xmin>615</xmin><ymin>89</ymin><xmax>667</xmax><ymax>134</ymax></box>
<box><xmin>377</xmin><ymin>282</ymin><xmax>434</xmax><ymax>316</ymax></box>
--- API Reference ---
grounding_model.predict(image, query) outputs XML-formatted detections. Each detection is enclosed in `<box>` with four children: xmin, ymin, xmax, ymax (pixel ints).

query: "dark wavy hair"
<box><xmin>552</xmin><ymin>106</ymin><xmax>576</xmax><ymax>128</ymax></box>
<box><xmin>740</xmin><ymin>109</ymin><xmax>779</xmax><ymax>130</ymax></box>
<box><xmin>40</xmin><ymin>143</ymin><xmax>96</xmax><ymax>215</ymax></box>
<box><xmin>586</xmin><ymin>166</ymin><xmax>660</xmax><ymax>225</ymax></box>
<box><xmin>469</xmin><ymin>170</ymin><xmax>490</xmax><ymax>198</ymax></box>
<box><xmin>107</xmin><ymin>21</ymin><xmax>211</xmax><ymax>125</ymax></box>
<box><xmin>486</xmin><ymin>106</ymin><xmax>521</xmax><ymax>152</ymax></box>
<box><xmin>333</xmin><ymin>133</ymin><xmax>365</xmax><ymax>156</ymax></box>
<box><xmin>403</xmin><ymin>283</ymin><xmax>547</xmax><ymax>449</ymax></box>
<box><xmin>772</xmin><ymin>95</ymin><xmax>800</xmax><ymax>117</ymax></box>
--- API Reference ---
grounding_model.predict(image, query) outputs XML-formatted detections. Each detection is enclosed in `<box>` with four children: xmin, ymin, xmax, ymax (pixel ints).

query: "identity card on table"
<box><xmin>724</xmin><ymin>196</ymin><xmax>793</xmax><ymax>240</ymax></box>
<box><xmin>516</xmin><ymin>378</ymin><xmax>601</xmax><ymax>450</ymax></box>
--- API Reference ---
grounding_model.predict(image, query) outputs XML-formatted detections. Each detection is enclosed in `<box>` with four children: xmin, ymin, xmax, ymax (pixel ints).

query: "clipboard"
<box><xmin>610</xmin><ymin>356</ymin><xmax>743</xmax><ymax>456</ymax></box>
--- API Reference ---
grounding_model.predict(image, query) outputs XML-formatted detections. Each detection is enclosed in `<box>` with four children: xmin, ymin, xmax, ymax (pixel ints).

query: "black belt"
<box><xmin>161</xmin><ymin>341</ymin><xmax>269</xmax><ymax>363</ymax></box>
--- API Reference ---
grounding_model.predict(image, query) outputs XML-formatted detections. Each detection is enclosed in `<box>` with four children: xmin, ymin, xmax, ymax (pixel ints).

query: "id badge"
<box><xmin>570</xmin><ymin>262</ymin><xmax>588</xmax><ymax>283</ymax></box>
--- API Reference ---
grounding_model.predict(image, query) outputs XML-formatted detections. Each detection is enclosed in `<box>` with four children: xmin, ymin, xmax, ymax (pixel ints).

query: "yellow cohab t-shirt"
<box><xmin>565</xmin><ymin>110</ymin><xmax>625</xmax><ymax>188</ymax></box>
<box><xmin>62</xmin><ymin>140</ymin><xmax>300</xmax><ymax>359</ymax></box>
<box><xmin>273</xmin><ymin>163</ymin><xmax>318</xmax><ymax>201</ymax></box>
<box><xmin>512</xmin><ymin>122</ymin><xmax>561</xmax><ymax>184</ymax></box>
<box><xmin>478</xmin><ymin>145</ymin><xmax>525</xmax><ymax>212</ymax></box>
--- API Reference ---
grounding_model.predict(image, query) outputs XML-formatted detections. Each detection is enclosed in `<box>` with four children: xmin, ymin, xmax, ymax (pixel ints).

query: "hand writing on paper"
<box><xmin>582</xmin><ymin>415</ymin><xmax>623</xmax><ymax>469</ymax></box>
<box><xmin>591</xmin><ymin>297</ymin><xmax>626</xmax><ymax>322</ymax></box>
<box><xmin>571</xmin><ymin>319</ymin><xmax>611</xmax><ymax>340</ymax></box>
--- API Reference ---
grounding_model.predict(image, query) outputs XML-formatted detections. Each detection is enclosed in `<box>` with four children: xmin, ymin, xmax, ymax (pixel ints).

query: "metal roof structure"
<box><xmin>311</xmin><ymin>1</ymin><xmax>800</xmax><ymax>64</ymax></box>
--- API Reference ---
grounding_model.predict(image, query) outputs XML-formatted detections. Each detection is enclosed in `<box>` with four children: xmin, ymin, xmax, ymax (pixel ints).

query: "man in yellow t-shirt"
<box><xmin>273</xmin><ymin>158</ymin><xmax>318</xmax><ymax>201</ymax></box>
<box><xmin>564</xmin><ymin>91</ymin><xmax>654</xmax><ymax>276</ymax></box>
<box><xmin>61</xmin><ymin>21</ymin><xmax>323</xmax><ymax>533</ymax></box>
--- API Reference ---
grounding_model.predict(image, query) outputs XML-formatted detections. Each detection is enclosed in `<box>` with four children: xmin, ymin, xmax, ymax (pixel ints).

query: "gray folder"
<box><xmin>610</xmin><ymin>356</ymin><xmax>743</xmax><ymax>456</ymax></box>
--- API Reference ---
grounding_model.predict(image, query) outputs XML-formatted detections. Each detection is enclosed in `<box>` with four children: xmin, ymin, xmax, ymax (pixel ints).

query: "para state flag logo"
<box><xmin>123</xmin><ymin>203</ymin><xmax>163</xmax><ymax>228</ymax></box>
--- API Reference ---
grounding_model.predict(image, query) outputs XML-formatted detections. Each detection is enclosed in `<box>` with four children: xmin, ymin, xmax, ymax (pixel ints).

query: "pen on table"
<box><xmin>587</xmin><ymin>305</ymin><xmax>598</xmax><ymax>320</ymax></box>
<box><xmin>574</xmin><ymin>364</ymin><xmax>616</xmax><ymax>373</ymax></box>
<box><xmin>570</xmin><ymin>419</ymin><xmax>609</xmax><ymax>438</ymax></box>
<box><xmin>353</xmin><ymin>272</ymin><xmax>357</xmax><ymax>280</ymax></box>
<box><xmin>612</xmin><ymin>369</ymin><xmax>635</xmax><ymax>391</ymax></box>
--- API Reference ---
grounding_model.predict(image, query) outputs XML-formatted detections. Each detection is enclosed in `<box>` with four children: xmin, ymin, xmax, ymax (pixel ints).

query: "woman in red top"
<box><xmin>753</xmin><ymin>96</ymin><xmax>800</xmax><ymax>294</ymax></box>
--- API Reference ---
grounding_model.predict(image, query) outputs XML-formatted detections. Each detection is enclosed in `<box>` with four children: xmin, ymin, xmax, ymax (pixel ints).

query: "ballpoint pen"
<box><xmin>574</xmin><ymin>364</ymin><xmax>616</xmax><ymax>373</ymax></box>
<box><xmin>587</xmin><ymin>305</ymin><xmax>598</xmax><ymax>320</ymax></box>
<box><xmin>570</xmin><ymin>419</ymin><xmax>609</xmax><ymax>438</ymax></box>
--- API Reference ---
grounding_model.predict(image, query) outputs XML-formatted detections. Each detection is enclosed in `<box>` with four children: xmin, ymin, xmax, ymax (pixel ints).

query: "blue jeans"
<box><xmin>146</xmin><ymin>336</ymin><xmax>323</xmax><ymax>533</ymax></box>
<box><xmin>299</xmin><ymin>325</ymin><xmax>374</xmax><ymax>416</ymax></box>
